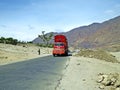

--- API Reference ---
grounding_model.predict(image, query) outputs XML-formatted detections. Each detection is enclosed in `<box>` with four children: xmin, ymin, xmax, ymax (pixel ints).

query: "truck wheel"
<box><xmin>65</xmin><ymin>52</ymin><xmax>68</xmax><ymax>56</ymax></box>
<box><xmin>53</xmin><ymin>54</ymin><xmax>56</xmax><ymax>57</ymax></box>
<box><xmin>66</xmin><ymin>53</ymin><xmax>68</xmax><ymax>56</ymax></box>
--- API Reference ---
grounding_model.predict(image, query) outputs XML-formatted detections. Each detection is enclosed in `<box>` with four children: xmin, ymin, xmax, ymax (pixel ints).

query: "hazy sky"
<box><xmin>0</xmin><ymin>0</ymin><xmax>120</xmax><ymax>41</ymax></box>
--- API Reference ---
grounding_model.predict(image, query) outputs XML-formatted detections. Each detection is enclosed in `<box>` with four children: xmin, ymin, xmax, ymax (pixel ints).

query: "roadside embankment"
<box><xmin>75</xmin><ymin>49</ymin><xmax>118</xmax><ymax>63</ymax></box>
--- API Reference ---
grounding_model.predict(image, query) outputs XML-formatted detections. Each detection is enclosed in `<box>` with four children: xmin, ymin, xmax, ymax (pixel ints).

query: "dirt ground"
<box><xmin>57</xmin><ymin>53</ymin><xmax>120</xmax><ymax>90</ymax></box>
<box><xmin>0</xmin><ymin>43</ymin><xmax>52</xmax><ymax>65</ymax></box>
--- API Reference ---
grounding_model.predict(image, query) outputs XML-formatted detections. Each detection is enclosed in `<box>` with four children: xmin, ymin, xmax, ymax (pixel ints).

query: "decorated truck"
<box><xmin>52</xmin><ymin>35</ymin><xmax>68</xmax><ymax>56</ymax></box>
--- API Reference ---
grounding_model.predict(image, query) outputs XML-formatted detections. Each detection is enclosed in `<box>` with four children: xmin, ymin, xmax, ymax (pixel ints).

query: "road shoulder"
<box><xmin>57</xmin><ymin>56</ymin><xmax>120</xmax><ymax>90</ymax></box>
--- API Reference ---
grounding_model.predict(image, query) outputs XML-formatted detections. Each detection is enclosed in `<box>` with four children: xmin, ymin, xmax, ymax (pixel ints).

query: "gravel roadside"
<box><xmin>57</xmin><ymin>56</ymin><xmax>120</xmax><ymax>90</ymax></box>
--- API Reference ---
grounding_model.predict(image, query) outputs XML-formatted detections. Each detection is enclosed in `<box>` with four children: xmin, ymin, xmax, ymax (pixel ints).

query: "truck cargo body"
<box><xmin>53</xmin><ymin>35</ymin><xmax>68</xmax><ymax>56</ymax></box>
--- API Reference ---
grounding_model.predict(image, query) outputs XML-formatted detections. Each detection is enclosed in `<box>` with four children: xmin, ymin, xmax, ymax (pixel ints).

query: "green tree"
<box><xmin>6</xmin><ymin>37</ymin><xmax>13</xmax><ymax>44</ymax></box>
<box><xmin>0</xmin><ymin>37</ymin><xmax>18</xmax><ymax>45</ymax></box>
<box><xmin>12</xmin><ymin>39</ymin><xmax>18</xmax><ymax>45</ymax></box>
<box><xmin>38</xmin><ymin>31</ymin><xmax>53</xmax><ymax>47</ymax></box>
<box><xmin>0</xmin><ymin>37</ymin><xmax>5</xmax><ymax>43</ymax></box>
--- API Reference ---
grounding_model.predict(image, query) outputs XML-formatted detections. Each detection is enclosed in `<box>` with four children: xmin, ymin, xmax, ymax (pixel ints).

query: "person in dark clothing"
<box><xmin>38</xmin><ymin>49</ymin><xmax>40</xmax><ymax>55</ymax></box>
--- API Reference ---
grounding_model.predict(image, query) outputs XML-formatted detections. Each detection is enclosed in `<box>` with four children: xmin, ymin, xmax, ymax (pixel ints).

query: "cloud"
<box><xmin>54</xmin><ymin>29</ymin><xmax>64</xmax><ymax>33</ymax></box>
<box><xmin>105</xmin><ymin>10</ymin><xmax>114</xmax><ymax>14</ymax></box>
<box><xmin>104</xmin><ymin>3</ymin><xmax>120</xmax><ymax>15</ymax></box>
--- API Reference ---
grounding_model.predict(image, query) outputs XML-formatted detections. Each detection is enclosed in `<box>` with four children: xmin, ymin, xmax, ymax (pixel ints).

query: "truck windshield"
<box><xmin>55</xmin><ymin>43</ymin><xmax>64</xmax><ymax>46</ymax></box>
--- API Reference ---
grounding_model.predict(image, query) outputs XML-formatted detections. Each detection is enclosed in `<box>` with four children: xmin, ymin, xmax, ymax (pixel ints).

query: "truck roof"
<box><xmin>54</xmin><ymin>35</ymin><xmax>67</xmax><ymax>43</ymax></box>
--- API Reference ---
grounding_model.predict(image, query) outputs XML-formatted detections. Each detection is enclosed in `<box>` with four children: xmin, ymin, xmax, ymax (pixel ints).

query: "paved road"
<box><xmin>0</xmin><ymin>55</ymin><xmax>69</xmax><ymax>90</ymax></box>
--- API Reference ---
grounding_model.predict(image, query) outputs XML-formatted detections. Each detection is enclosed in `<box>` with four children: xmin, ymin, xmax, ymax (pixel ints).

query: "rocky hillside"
<box><xmin>33</xmin><ymin>16</ymin><xmax>120</xmax><ymax>49</ymax></box>
<box><xmin>78</xmin><ymin>16</ymin><xmax>120</xmax><ymax>48</ymax></box>
<box><xmin>65</xmin><ymin>23</ymin><xmax>102</xmax><ymax>47</ymax></box>
<box><xmin>65</xmin><ymin>16</ymin><xmax>120</xmax><ymax>48</ymax></box>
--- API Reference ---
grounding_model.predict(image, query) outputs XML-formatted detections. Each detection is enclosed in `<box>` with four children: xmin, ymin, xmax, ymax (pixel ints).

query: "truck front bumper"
<box><xmin>53</xmin><ymin>49</ymin><xmax>65</xmax><ymax>55</ymax></box>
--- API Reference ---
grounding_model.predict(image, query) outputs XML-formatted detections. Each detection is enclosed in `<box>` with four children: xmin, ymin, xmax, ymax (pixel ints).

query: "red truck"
<box><xmin>53</xmin><ymin>35</ymin><xmax>68</xmax><ymax>56</ymax></box>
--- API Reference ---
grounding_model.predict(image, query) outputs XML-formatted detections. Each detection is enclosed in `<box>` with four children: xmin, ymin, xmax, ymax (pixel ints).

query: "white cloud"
<box><xmin>105</xmin><ymin>10</ymin><xmax>114</xmax><ymax>14</ymax></box>
<box><xmin>104</xmin><ymin>3</ymin><xmax>120</xmax><ymax>15</ymax></box>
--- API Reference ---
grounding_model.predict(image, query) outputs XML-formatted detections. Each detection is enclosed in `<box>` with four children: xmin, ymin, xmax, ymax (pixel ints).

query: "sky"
<box><xmin>0</xmin><ymin>0</ymin><xmax>120</xmax><ymax>41</ymax></box>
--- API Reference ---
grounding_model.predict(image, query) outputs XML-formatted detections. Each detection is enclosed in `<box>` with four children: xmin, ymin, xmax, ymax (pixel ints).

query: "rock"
<box><xmin>97</xmin><ymin>75</ymin><xmax>104</xmax><ymax>83</ymax></box>
<box><xmin>111</xmin><ymin>78</ymin><xmax>117</xmax><ymax>85</ymax></box>
<box><xmin>108</xmin><ymin>73</ymin><xmax>118</xmax><ymax>85</ymax></box>
<box><xmin>101</xmin><ymin>75</ymin><xmax>112</xmax><ymax>86</ymax></box>
<box><xmin>114</xmin><ymin>80</ymin><xmax>120</xmax><ymax>87</ymax></box>
<box><xmin>99</xmin><ymin>85</ymin><xmax>105</xmax><ymax>89</ymax></box>
<box><xmin>101</xmin><ymin>74</ymin><xmax>118</xmax><ymax>86</ymax></box>
<box><xmin>114</xmin><ymin>74</ymin><xmax>120</xmax><ymax>87</ymax></box>
<box><xmin>97</xmin><ymin>73</ymin><xmax>120</xmax><ymax>90</ymax></box>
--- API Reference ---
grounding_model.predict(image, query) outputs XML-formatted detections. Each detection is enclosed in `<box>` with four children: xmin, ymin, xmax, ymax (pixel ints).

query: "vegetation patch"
<box><xmin>75</xmin><ymin>49</ymin><xmax>118</xmax><ymax>63</ymax></box>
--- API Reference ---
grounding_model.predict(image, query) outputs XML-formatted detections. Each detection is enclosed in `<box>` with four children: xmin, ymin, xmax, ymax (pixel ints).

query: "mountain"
<box><xmin>33</xmin><ymin>16</ymin><xmax>120</xmax><ymax>49</ymax></box>
<box><xmin>76</xmin><ymin>16</ymin><xmax>120</xmax><ymax>48</ymax></box>
<box><xmin>65</xmin><ymin>16</ymin><xmax>120</xmax><ymax>48</ymax></box>
<box><xmin>65</xmin><ymin>22</ymin><xmax>102</xmax><ymax>47</ymax></box>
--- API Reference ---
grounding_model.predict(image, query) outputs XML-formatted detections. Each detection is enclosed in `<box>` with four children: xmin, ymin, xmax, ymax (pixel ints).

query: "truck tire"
<box><xmin>53</xmin><ymin>54</ymin><xmax>56</xmax><ymax>57</ymax></box>
<box><xmin>65</xmin><ymin>51</ymin><xmax>68</xmax><ymax>56</ymax></box>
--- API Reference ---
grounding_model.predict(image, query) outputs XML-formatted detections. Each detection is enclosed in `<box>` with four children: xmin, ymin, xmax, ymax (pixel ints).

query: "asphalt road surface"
<box><xmin>0</xmin><ymin>55</ymin><xmax>69</xmax><ymax>90</ymax></box>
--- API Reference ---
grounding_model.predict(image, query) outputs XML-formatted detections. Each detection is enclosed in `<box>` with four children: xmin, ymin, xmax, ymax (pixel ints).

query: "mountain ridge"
<box><xmin>33</xmin><ymin>16</ymin><xmax>120</xmax><ymax>49</ymax></box>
